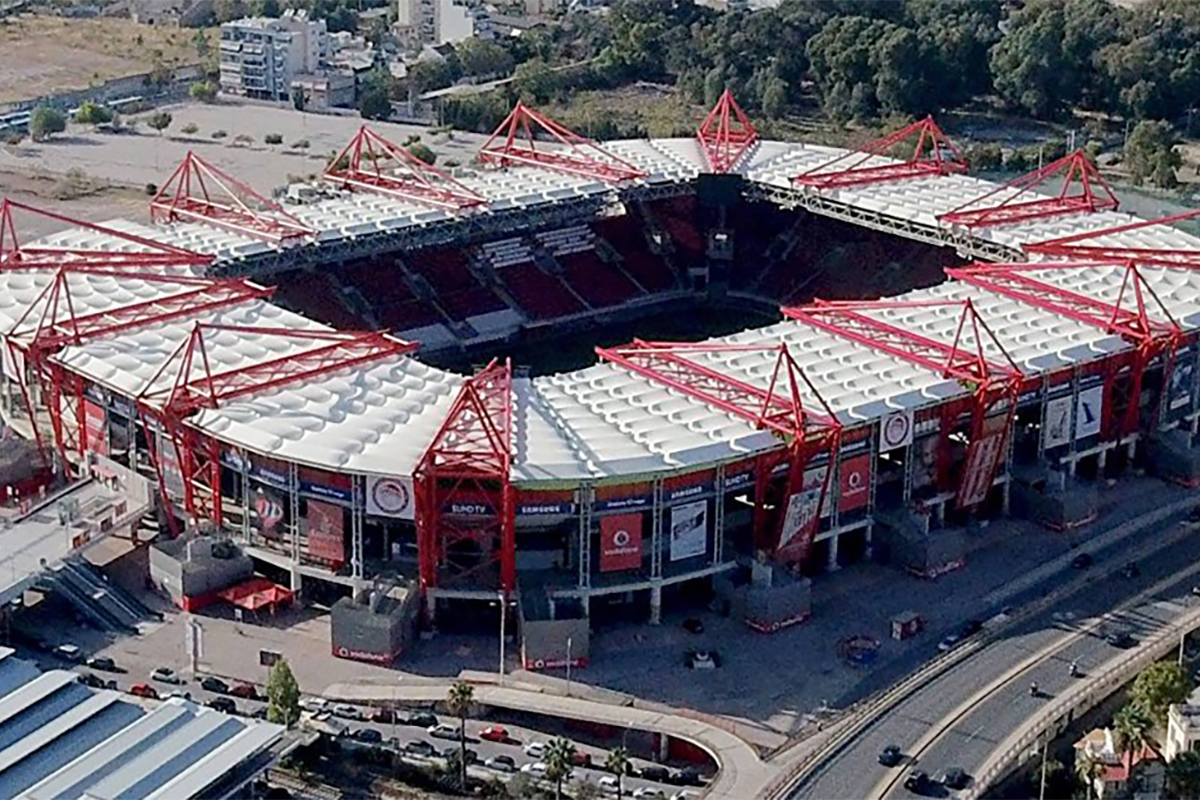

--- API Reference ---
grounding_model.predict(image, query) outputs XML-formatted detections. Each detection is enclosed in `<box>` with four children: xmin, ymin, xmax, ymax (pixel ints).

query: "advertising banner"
<box><xmin>83</xmin><ymin>399</ymin><xmax>107</xmax><ymax>457</ymax></box>
<box><xmin>804</xmin><ymin>465</ymin><xmax>832</xmax><ymax>519</ymax></box>
<box><xmin>306</xmin><ymin>499</ymin><xmax>346</xmax><ymax>567</ymax></box>
<box><xmin>838</xmin><ymin>454</ymin><xmax>872</xmax><ymax>513</ymax></box>
<box><xmin>880</xmin><ymin>410</ymin><xmax>914</xmax><ymax>451</ymax></box>
<box><xmin>1169</xmin><ymin>354</ymin><xmax>1195</xmax><ymax>411</ymax></box>
<box><xmin>253</xmin><ymin>487</ymin><xmax>285</xmax><ymax>535</ymax></box>
<box><xmin>366</xmin><ymin>475</ymin><xmax>415</xmax><ymax>520</ymax></box>
<box><xmin>299</xmin><ymin>466</ymin><xmax>352</xmax><ymax>504</ymax></box>
<box><xmin>777</xmin><ymin>484</ymin><xmax>822</xmax><ymax>560</ymax></box>
<box><xmin>599</xmin><ymin>513</ymin><xmax>642</xmax><ymax>572</ymax></box>
<box><xmin>595</xmin><ymin>494</ymin><xmax>651</xmax><ymax>512</ymax></box>
<box><xmin>1074</xmin><ymin>385</ymin><xmax>1104</xmax><ymax>439</ymax></box>
<box><xmin>669</xmin><ymin>500</ymin><xmax>707</xmax><ymax>561</ymax></box>
<box><xmin>156</xmin><ymin>431</ymin><xmax>185</xmax><ymax>498</ymax></box>
<box><xmin>249</xmin><ymin>455</ymin><xmax>290</xmax><ymax>490</ymax></box>
<box><xmin>1042</xmin><ymin>395</ymin><xmax>1073</xmax><ymax>449</ymax></box>
<box><xmin>956</xmin><ymin>415</ymin><xmax>1008</xmax><ymax>509</ymax></box>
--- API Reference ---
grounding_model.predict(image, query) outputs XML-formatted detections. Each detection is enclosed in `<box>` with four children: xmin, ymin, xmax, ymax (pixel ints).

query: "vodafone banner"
<box><xmin>599</xmin><ymin>513</ymin><xmax>642</xmax><ymax>572</ymax></box>
<box><xmin>838</xmin><ymin>454</ymin><xmax>871</xmax><ymax>513</ymax></box>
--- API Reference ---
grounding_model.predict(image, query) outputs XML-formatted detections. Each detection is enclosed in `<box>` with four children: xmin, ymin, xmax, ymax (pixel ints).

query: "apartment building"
<box><xmin>219</xmin><ymin>9</ymin><xmax>329</xmax><ymax>101</ymax></box>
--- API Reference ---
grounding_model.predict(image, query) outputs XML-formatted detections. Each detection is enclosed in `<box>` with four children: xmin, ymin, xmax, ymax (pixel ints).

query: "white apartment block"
<box><xmin>396</xmin><ymin>0</ymin><xmax>490</xmax><ymax>46</ymax></box>
<box><xmin>219</xmin><ymin>9</ymin><xmax>330</xmax><ymax>101</ymax></box>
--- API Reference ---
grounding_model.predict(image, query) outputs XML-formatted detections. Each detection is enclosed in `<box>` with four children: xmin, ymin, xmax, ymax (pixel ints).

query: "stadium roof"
<box><xmin>5</xmin><ymin>134</ymin><xmax>1200</xmax><ymax>483</ymax></box>
<box><xmin>0</xmin><ymin>647</ymin><xmax>284</xmax><ymax>800</ymax></box>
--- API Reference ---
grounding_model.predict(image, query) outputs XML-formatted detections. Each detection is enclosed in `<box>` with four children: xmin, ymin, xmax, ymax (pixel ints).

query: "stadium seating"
<box><xmin>654</xmin><ymin>196</ymin><xmax>705</xmax><ymax>264</ymax></box>
<box><xmin>559</xmin><ymin>249</ymin><xmax>641</xmax><ymax>308</ymax></box>
<box><xmin>272</xmin><ymin>270</ymin><xmax>368</xmax><ymax>330</ymax></box>
<box><xmin>501</xmin><ymin>263</ymin><xmax>584</xmax><ymax>320</ymax></box>
<box><xmin>594</xmin><ymin>216</ymin><xmax>677</xmax><ymax>292</ymax></box>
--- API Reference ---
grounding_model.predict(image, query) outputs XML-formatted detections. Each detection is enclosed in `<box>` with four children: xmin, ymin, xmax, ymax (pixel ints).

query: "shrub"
<box><xmin>290</xmin><ymin>139</ymin><xmax>310</xmax><ymax>149</ymax></box>
<box><xmin>264</xmin><ymin>133</ymin><xmax>283</xmax><ymax>145</ymax></box>
<box><xmin>145</xmin><ymin>182</ymin><xmax>158</xmax><ymax>196</ymax></box>
<box><xmin>181</xmin><ymin>122</ymin><xmax>199</xmax><ymax>135</ymax></box>
<box><xmin>211</xmin><ymin>129</ymin><xmax>227</xmax><ymax>139</ymax></box>
<box><xmin>29</xmin><ymin>107</ymin><xmax>67</xmax><ymax>141</ymax></box>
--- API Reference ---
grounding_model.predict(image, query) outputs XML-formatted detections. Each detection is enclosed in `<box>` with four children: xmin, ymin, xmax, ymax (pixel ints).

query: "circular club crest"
<box><xmin>882</xmin><ymin>413</ymin><xmax>911</xmax><ymax>450</ymax></box>
<box><xmin>371</xmin><ymin>478</ymin><xmax>411</xmax><ymax>516</ymax></box>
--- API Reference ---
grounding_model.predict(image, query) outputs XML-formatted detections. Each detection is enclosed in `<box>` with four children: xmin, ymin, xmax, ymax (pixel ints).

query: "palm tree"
<box><xmin>1113</xmin><ymin>704</ymin><xmax>1152</xmax><ymax>771</ymax></box>
<box><xmin>604</xmin><ymin>747</ymin><xmax>632</xmax><ymax>798</ymax></box>
<box><xmin>1075</xmin><ymin>750</ymin><xmax>1105</xmax><ymax>800</ymax></box>
<box><xmin>446</xmin><ymin>681</ymin><xmax>474</xmax><ymax>788</ymax></box>
<box><xmin>544</xmin><ymin>737</ymin><xmax>576</xmax><ymax>800</ymax></box>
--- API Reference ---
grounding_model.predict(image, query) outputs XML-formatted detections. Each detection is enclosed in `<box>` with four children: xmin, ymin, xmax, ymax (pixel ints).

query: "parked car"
<box><xmin>633</xmin><ymin>789</ymin><xmax>666</xmax><ymax>799</ymax></box>
<box><xmin>480</xmin><ymin>725</ymin><xmax>510</xmax><ymax>743</ymax></box>
<box><xmin>440</xmin><ymin>746</ymin><xmax>478</xmax><ymax>763</ymax></box>
<box><xmin>1071</xmin><ymin>552</ymin><xmax>1093</xmax><ymax>569</ymax></box>
<box><xmin>332</xmin><ymin>704</ymin><xmax>363</xmax><ymax>720</ymax></box>
<box><xmin>352</xmin><ymin>728</ymin><xmax>383</xmax><ymax>744</ymax></box>
<box><xmin>485</xmin><ymin>754</ymin><xmax>517</xmax><ymax>773</ymax></box>
<box><xmin>128</xmin><ymin>682</ymin><xmax>158</xmax><ymax>699</ymax></box>
<box><xmin>524</xmin><ymin>741</ymin><xmax>547</xmax><ymax>758</ymax></box>
<box><xmin>878</xmin><ymin>744</ymin><xmax>903</xmax><ymax>767</ymax></box>
<box><xmin>404</xmin><ymin>740</ymin><xmax>436</xmax><ymax>757</ymax></box>
<box><xmin>405</xmin><ymin>711</ymin><xmax>438</xmax><ymax>728</ymax></box>
<box><xmin>670</xmin><ymin>792</ymin><xmax>699</xmax><ymax>800</ymax></box>
<box><xmin>1120</xmin><ymin>562</ymin><xmax>1140</xmax><ymax>579</ymax></box>
<box><xmin>429</xmin><ymin>723</ymin><xmax>461</xmax><ymax>741</ymax></box>
<box><xmin>299</xmin><ymin>697</ymin><xmax>328</xmax><ymax>713</ymax></box>
<box><xmin>86</xmin><ymin>656</ymin><xmax>119</xmax><ymax>672</ymax></box>
<box><xmin>207</xmin><ymin>696</ymin><xmax>237</xmax><ymax>714</ymax></box>
<box><xmin>54</xmin><ymin>644</ymin><xmax>83</xmax><ymax>662</ymax></box>
<box><xmin>1106</xmin><ymin>631</ymin><xmax>1137</xmax><ymax>649</ymax></box>
<box><xmin>571</xmin><ymin>751</ymin><xmax>593</xmax><ymax>768</ymax></box>
<box><xmin>151</xmin><ymin>667</ymin><xmax>183</xmax><ymax>685</ymax></box>
<box><xmin>200</xmin><ymin>676</ymin><xmax>230</xmax><ymax>694</ymax></box>
<box><xmin>77</xmin><ymin>671</ymin><xmax>106</xmax><ymax>689</ymax></box>
<box><xmin>640</xmin><ymin>765</ymin><xmax>671</xmax><ymax>782</ymax></box>
<box><xmin>230</xmin><ymin>683</ymin><xmax>259</xmax><ymax>700</ymax></box>
<box><xmin>370</xmin><ymin>708</ymin><xmax>397</xmax><ymax>724</ymax></box>
<box><xmin>521</xmin><ymin>761</ymin><xmax>548</xmax><ymax>776</ymax></box>
<box><xmin>165</xmin><ymin>689</ymin><xmax>192</xmax><ymax>700</ymax></box>
<box><xmin>942</xmin><ymin>767</ymin><xmax>970</xmax><ymax>789</ymax></box>
<box><xmin>904</xmin><ymin>769</ymin><xmax>930</xmax><ymax>794</ymax></box>
<box><xmin>937</xmin><ymin>634</ymin><xmax>963</xmax><ymax>653</ymax></box>
<box><xmin>599</xmin><ymin>775</ymin><xmax>620</xmax><ymax>794</ymax></box>
<box><xmin>960</xmin><ymin>619</ymin><xmax>983</xmax><ymax>637</ymax></box>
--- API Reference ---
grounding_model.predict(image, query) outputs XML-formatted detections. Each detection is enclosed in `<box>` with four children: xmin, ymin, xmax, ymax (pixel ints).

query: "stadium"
<box><xmin>3</xmin><ymin>91</ymin><xmax>1200</xmax><ymax>668</ymax></box>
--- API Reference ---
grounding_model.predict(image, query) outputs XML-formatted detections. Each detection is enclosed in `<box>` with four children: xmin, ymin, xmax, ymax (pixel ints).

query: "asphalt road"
<box><xmin>790</xmin><ymin>517</ymin><xmax>1200</xmax><ymax>800</ymax></box>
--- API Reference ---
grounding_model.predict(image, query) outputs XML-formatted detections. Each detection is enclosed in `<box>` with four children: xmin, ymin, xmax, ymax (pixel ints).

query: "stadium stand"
<box><xmin>272</xmin><ymin>269</ymin><xmax>369</xmax><ymax>329</ymax></box>
<box><xmin>501</xmin><ymin>262</ymin><xmax>585</xmax><ymax>319</ymax></box>
<box><xmin>655</xmin><ymin>195</ymin><xmax>706</xmax><ymax>264</ymax></box>
<box><xmin>594</xmin><ymin>214</ymin><xmax>678</xmax><ymax>292</ymax></box>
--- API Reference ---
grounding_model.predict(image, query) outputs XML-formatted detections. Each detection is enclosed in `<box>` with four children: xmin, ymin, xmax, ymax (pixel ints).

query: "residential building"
<box><xmin>290</xmin><ymin>70</ymin><xmax>357</xmax><ymax>112</ymax></box>
<box><xmin>1166</xmin><ymin>701</ymin><xmax>1200</xmax><ymax>760</ymax></box>
<box><xmin>219</xmin><ymin>9</ymin><xmax>329</xmax><ymax>102</ymax></box>
<box><xmin>1074</xmin><ymin>727</ymin><xmax>1160</xmax><ymax>800</ymax></box>
<box><xmin>395</xmin><ymin>0</ymin><xmax>490</xmax><ymax>46</ymax></box>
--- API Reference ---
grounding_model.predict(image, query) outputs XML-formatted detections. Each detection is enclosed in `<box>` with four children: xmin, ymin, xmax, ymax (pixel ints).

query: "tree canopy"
<box><xmin>266</xmin><ymin>658</ymin><xmax>301</xmax><ymax>727</ymax></box>
<box><xmin>1130</xmin><ymin>661</ymin><xmax>1190</xmax><ymax>726</ymax></box>
<box><xmin>30</xmin><ymin>107</ymin><xmax>67</xmax><ymax>141</ymax></box>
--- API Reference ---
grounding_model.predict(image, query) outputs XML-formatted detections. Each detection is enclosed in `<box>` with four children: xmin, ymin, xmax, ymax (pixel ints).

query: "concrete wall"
<box><xmin>714</xmin><ymin>563</ymin><xmax>812</xmax><ymax>632</ymax></box>
<box><xmin>875</xmin><ymin>511</ymin><xmax>968</xmax><ymax>579</ymax></box>
<box><xmin>330</xmin><ymin>585</ymin><xmax>419</xmax><ymax>664</ymax></box>
<box><xmin>519</xmin><ymin>617</ymin><xmax>589</xmax><ymax>669</ymax></box>
<box><xmin>149</xmin><ymin>537</ymin><xmax>253</xmax><ymax>606</ymax></box>
<box><xmin>1147</xmin><ymin>430</ymin><xmax>1200</xmax><ymax>488</ymax></box>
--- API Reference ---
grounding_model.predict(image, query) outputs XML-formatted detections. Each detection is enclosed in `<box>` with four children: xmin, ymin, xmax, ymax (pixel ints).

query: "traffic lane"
<box><xmin>793</xmin><ymin>528</ymin><xmax>1200</xmax><ymax>800</ymax></box>
<box><xmin>895</xmin><ymin>593</ymin><xmax>1194</xmax><ymax>796</ymax></box>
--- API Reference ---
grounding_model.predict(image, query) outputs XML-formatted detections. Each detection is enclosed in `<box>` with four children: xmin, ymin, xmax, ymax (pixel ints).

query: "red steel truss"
<box><xmin>939</xmin><ymin>150</ymin><xmax>1118</xmax><ymax>229</ymax></box>
<box><xmin>414</xmin><ymin>359</ymin><xmax>514</xmax><ymax>592</ymax></box>
<box><xmin>326</xmin><ymin>126</ymin><xmax>486</xmax><ymax>211</ymax></box>
<box><xmin>948</xmin><ymin>261</ymin><xmax>1184</xmax><ymax>438</ymax></box>
<box><xmin>793</xmin><ymin>116</ymin><xmax>967</xmax><ymax>190</ymax></box>
<box><xmin>479</xmin><ymin>102</ymin><xmax>647</xmax><ymax>184</ymax></box>
<box><xmin>0</xmin><ymin>199</ymin><xmax>211</xmax><ymax>270</ymax></box>
<box><xmin>595</xmin><ymin>340</ymin><xmax>842</xmax><ymax>565</ymax></box>
<box><xmin>152</xmin><ymin>151</ymin><xmax>314</xmax><ymax>244</ymax></box>
<box><xmin>1022</xmin><ymin>208</ymin><xmax>1200</xmax><ymax>266</ymax></box>
<box><xmin>697</xmin><ymin>89</ymin><xmax>758</xmax><ymax>174</ymax></box>
<box><xmin>136</xmin><ymin>324</ymin><xmax>416</xmax><ymax>524</ymax></box>
<box><xmin>783</xmin><ymin>299</ymin><xmax>1023</xmax><ymax>508</ymax></box>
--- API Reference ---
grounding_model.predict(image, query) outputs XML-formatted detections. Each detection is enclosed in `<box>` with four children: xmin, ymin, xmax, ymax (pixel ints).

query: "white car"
<box><xmin>299</xmin><ymin>696</ymin><xmax>328</xmax><ymax>713</ymax></box>
<box><xmin>428</xmin><ymin>723</ymin><xmax>461</xmax><ymax>740</ymax></box>
<box><xmin>151</xmin><ymin>667</ymin><xmax>183</xmax><ymax>685</ymax></box>
<box><xmin>332</xmin><ymin>704</ymin><xmax>363</xmax><ymax>720</ymax></box>
<box><xmin>522</xmin><ymin>761</ymin><xmax>549</xmax><ymax>775</ymax></box>
<box><xmin>670</xmin><ymin>792</ymin><xmax>698</xmax><ymax>800</ymax></box>
<box><xmin>599</xmin><ymin>776</ymin><xmax>621</xmax><ymax>794</ymax></box>
<box><xmin>485</xmin><ymin>755</ymin><xmax>517</xmax><ymax>773</ymax></box>
<box><xmin>524</xmin><ymin>741</ymin><xmax>547</xmax><ymax>758</ymax></box>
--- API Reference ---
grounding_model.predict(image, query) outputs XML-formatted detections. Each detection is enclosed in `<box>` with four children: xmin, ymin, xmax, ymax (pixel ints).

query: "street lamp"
<box><xmin>566</xmin><ymin>636</ymin><xmax>573</xmax><ymax>697</ymax></box>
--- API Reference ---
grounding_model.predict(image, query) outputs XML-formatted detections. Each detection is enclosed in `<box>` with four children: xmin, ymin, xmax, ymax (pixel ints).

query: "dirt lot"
<box><xmin>0</xmin><ymin>166</ymin><xmax>147</xmax><ymax>237</ymax></box>
<box><xmin>0</xmin><ymin>14</ymin><xmax>215</xmax><ymax>105</ymax></box>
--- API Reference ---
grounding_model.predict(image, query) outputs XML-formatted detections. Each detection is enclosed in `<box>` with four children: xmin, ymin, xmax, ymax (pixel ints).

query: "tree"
<box><xmin>604</xmin><ymin>747</ymin><xmax>631</xmax><ymax>798</ymax></box>
<box><xmin>407</xmin><ymin>142</ymin><xmax>436</xmax><ymax>165</ymax></box>
<box><xmin>29</xmin><ymin>107</ymin><xmax>66</xmax><ymax>141</ymax></box>
<box><xmin>1075</xmin><ymin>750</ymin><xmax>1104</xmax><ymax>800</ymax></box>
<box><xmin>1113</xmin><ymin>703</ymin><xmax>1152</xmax><ymax>765</ymax></box>
<box><xmin>455</xmin><ymin>38</ymin><xmax>514</xmax><ymax>79</ymax></box>
<box><xmin>190</xmin><ymin>81</ymin><xmax>218</xmax><ymax>103</ymax></box>
<box><xmin>75</xmin><ymin>101</ymin><xmax>113</xmax><ymax>126</ymax></box>
<box><xmin>544</xmin><ymin>737</ymin><xmax>576</xmax><ymax>800</ymax></box>
<box><xmin>182</xmin><ymin>122</ymin><xmax>199</xmax><ymax>134</ymax></box>
<box><xmin>358</xmin><ymin>68</ymin><xmax>393</xmax><ymax>121</ymax></box>
<box><xmin>1124</xmin><ymin>120</ymin><xmax>1182</xmax><ymax>189</ymax></box>
<box><xmin>1167</xmin><ymin>750</ymin><xmax>1200</xmax><ymax>800</ymax></box>
<box><xmin>761</xmin><ymin>76</ymin><xmax>787</xmax><ymax>120</ymax></box>
<box><xmin>446</xmin><ymin>681</ymin><xmax>474</xmax><ymax>788</ymax></box>
<box><xmin>214</xmin><ymin>0</ymin><xmax>246</xmax><ymax>23</ymax></box>
<box><xmin>1130</xmin><ymin>661</ymin><xmax>1191</xmax><ymax>725</ymax></box>
<box><xmin>266</xmin><ymin>658</ymin><xmax>301</xmax><ymax>727</ymax></box>
<box><xmin>146</xmin><ymin>111</ymin><xmax>173</xmax><ymax>136</ymax></box>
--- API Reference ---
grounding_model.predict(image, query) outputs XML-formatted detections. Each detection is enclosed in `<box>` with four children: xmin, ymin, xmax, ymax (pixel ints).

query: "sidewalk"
<box><xmin>323</xmin><ymin>678</ymin><xmax>780</xmax><ymax>800</ymax></box>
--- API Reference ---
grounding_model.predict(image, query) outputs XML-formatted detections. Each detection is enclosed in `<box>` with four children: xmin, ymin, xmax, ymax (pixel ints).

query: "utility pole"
<box><xmin>498</xmin><ymin>590</ymin><xmax>506</xmax><ymax>685</ymax></box>
<box><xmin>1180</xmin><ymin>629</ymin><xmax>1187</xmax><ymax>666</ymax></box>
<box><xmin>1039</xmin><ymin>738</ymin><xmax>1048</xmax><ymax>800</ymax></box>
<box><xmin>566</xmin><ymin>637</ymin><xmax>573</xmax><ymax>697</ymax></box>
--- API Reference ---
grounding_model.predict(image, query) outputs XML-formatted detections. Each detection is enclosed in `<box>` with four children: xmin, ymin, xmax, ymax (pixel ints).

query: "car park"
<box><xmin>207</xmin><ymin>696</ymin><xmax>237</xmax><ymax>714</ymax></box>
<box><xmin>151</xmin><ymin>667</ymin><xmax>183</xmax><ymax>685</ymax></box>
<box><xmin>878</xmin><ymin>744</ymin><xmax>903</xmax><ymax>767</ymax></box>
<box><xmin>524</xmin><ymin>741</ymin><xmax>547</xmax><ymax>758</ymax></box>
<box><xmin>942</xmin><ymin>767</ymin><xmax>970</xmax><ymax>789</ymax></box>
<box><xmin>480</xmin><ymin>725</ymin><xmax>510</xmax><ymax>743</ymax></box>
<box><xmin>485</xmin><ymin>754</ymin><xmax>517</xmax><ymax>772</ymax></box>
<box><xmin>200</xmin><ymin>676</ymin><xmax>230</xmax><ymax>694</ymax></box>
<box><xmin>405</xmin><ymin>740</ymin><xmax>436</xmax><ymax>757</ymax></box>
<box><xmin>86</xmin><ymin>656</ymin><xmax>119</xmax><ymax>672</ymax></box>
<box><xmin>128</xmin><ymin>683</ymin><xmax>158</xmax><ymax>699</ymax></box>
<box><xmin>429</xmin><ymin>723</ymin><xmax>461</xmax><ymax>740</ymax></box>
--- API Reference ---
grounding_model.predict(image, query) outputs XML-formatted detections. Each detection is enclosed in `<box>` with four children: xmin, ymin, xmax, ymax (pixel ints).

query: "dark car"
<box><xmin>878</xmin><ymin>744</ymin><xmax>903</xmax><ymax>767</ymax></box>
<box><xmin>1189</xmin><ymin>506</ymin><xmax>1200</xmax><ymax>523</ymax></box>
<box><xmin>904</xmin><ymin>769</ymin><xmax>930</xmax><ymax>794</ymax></box>
<box><xmin>405</xmin><ymin>740</ymin><xmax>436</xmax><ymax>757</ymax></box>
<box><xmin>640</xmin><ymin>765</ymin><xmax>671</xmax><ymax>782</ymax></box>
<box><xmin>1106</xmin><ymin>631</ymin><xmax>1137</xmax><ymax>649</ymax></box>
<box><xmin>406</xmin><ymin>711</ymin><xmax>438</xmax><ymax>728</ymax></box>
<box><xmin>570</xmin><ymin>751</ymin><xmax>593</xmax><ymax>768</ymax></box>
<box><xmin>682</xmin><ymin>618</ymin><xmax>705</xmax><ymax>634</ymax></box>
<box><xmin>86</xmin><ymin>656</ymin><xmax>120</xmax><ymax>672</ymax></box>
<box><xmin>1120</xmin><ymin>562</ymin><xmax>1140</xmax><ymax>579</ymax></box>
<box><xmin>78</xmin><ymin>671</ymin><xmax>107</xmax><ymax>689</ymax></box>
<box><xmin>207</xmin><ymin>696</ymin><xmax>237</xmax><ymax>714</ymax></box>
<box><xmin>670</xmin><ymin>768</ymin><xmax>705</xmax><ymax>787</ymax></box>
<box><xmin>201</xmin><ymin>676</ymin><xmax>230</xmax><ymax>694</ymax></box>
<box><xmin>352</xmin><ymin>728</ymin><xmax>384</xmax><ymax>744</ymax></box>
<box><xmin>230</xmin><ymin>683</ymin><xmax>260</xmax><ymax>700</ymax></box>
<box><xmin>942</xmin><ymin>767</ymin><xmax>970</xmax><ymax>790</ymax></box>
<box><xmin>371</xmin><ymin>708</ymin><xmax>398</xmax><ymax>724</ymax></box>
<box><xmin>960</xmin><ymin>619</ymin><xmax>983</xmax><ymax>637</ymax></box>
<box><xmin>1071</xmin><ymin>553</ymin><xmax>1093</xmax><ymax>569</ymax></box>
<box><xmin>439</xmin><ymin>746</ymin><xmax>478</xmax><ymax>764</ymax></box>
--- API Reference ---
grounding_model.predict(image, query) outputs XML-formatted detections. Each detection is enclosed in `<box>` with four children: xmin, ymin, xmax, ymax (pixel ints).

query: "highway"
<box><xmin>788</xmin><ymin>518</ymin><xmax>1200</xmax><ymax>800</ymax></box>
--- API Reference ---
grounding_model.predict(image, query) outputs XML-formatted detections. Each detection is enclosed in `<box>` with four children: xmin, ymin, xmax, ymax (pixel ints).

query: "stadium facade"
<box><xmin>3</xmin><ymin>93</ymin><xmax>1200</xmax><ymax>663</ymax></box>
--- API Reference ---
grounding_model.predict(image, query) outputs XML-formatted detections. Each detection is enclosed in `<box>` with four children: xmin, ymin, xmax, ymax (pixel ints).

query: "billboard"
<box><xmin>307</xmin><ymin>499</ymin><xmax>346</xmax><ymax>567</ymax></box>
<box><xmin>880</xmin><ymin>410</ymin><xmax>914</xmax><ymax>451</ymax></box>
<box><xmin>1042</xmin><ymin>395</ymin><xmax>1072</xmax><ymax>449</ymax></box>
<box><xmin>599</xmin><ymin>513</ymin><xmax>642</xmax><ymax>572</ymax></box>
<box><xmin>1169</xmin><ymin>354</ymin><xmax>1195</xmax><ymax>411</ymax></box>
<box><xmin>777</xmin><ymin>484</ymin><xmax>822</xmax><ymax>560</ymax></box>
<box><xmin>669</xmin><ymin>500</ymin><xmax>707</xmax><ymax>561</ymax></box>
<box><xmin>1074</xmin><ymin>385</ymin><xmax>1104</xmax><ymax>439</ymax></box>
<box><xmin>83</xmin><ymin>399</ymin><xmax>107</xmax><ymax>457</ymax></box>
<box><xmin>156</xmin><ymin>431</ymin><xmax>184</xmax><ymax>498</ymax></box>
<box><xmin>253</xmin><ymin>487</ymin><xmax>285</xmax><ymax>535</ymax></box>
<box><xmin>956</xmin><ymin>415</ymin><xmax>1008</xmax><ymax>509</ymax></box>
<box><xmin>366</xmin><ymin>475</ymin><xmax>415</xmax><ymax>520</ymax></box>
<box><xmin>838</xmin><ymin>454</ymin><xmax>872</xmax><ymax>513</ymax></box>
